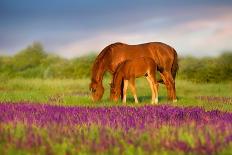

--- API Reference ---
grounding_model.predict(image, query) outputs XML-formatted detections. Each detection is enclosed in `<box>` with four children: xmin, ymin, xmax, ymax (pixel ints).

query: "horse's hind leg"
<box><xmin>123</xmin><ymin>80</ymin><xmax>129</xmax><ymax>104</ymax></box>
<box><xmin>129</xmin><ymin>78</ymin><xmax>138</xmax><ymax>103</ymax></box>
<box><xmin>166</xmin><ymin>72</ymin><xmax>177</xmax><ymax>102</ymax></box>
<box><xmin>160</xmin><ymin>71</ymin><xmax>177</xmax><ymax>102</ymax></box>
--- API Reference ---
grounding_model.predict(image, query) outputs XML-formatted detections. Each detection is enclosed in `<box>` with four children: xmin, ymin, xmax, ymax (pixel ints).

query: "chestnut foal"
<box><xmin>110</xmin><ymin>57</ymin><xmax>158</xmax><ymax>104</ymax></box>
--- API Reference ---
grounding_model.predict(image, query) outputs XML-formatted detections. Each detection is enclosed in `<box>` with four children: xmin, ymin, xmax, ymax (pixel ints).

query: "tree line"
<box><xmin>0</xmin><ymin>43</ymin><xmax>231</xmax><ymax>82</ymax></box>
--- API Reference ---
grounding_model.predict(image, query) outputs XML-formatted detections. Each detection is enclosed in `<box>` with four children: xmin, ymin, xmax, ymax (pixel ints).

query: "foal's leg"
<box><xmin>123</xmin><ymin>80</ymin><xmax>129</xmax><ymax>103</ymax></box>
<box><xmin>129</xmin><ymin>78</ymin><xmax>138</xmax><ymax>103</ymax></box>
<box><xmin>150</xmin><ymin>72</ymin><xmax>159</xmax><ymax>104</ymax></box>
<box><xmin>146</xmin><ymin>76</ymin><xmax>156</xmax><ymax>104</ymax></box>
<box><xmin>153</xmin><ymin>83</ymin><xmax>158</xmax><ymax>104</ymax></box>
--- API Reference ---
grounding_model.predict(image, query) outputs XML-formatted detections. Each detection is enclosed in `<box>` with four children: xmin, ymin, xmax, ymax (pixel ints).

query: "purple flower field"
<box><xmin>1</xmin><ymin>103</ymin><xmax>232</xmax><ymax>129</ymax></box>
<box><xmin>1</xmin><ymin>103</ymin><xmax>232</xmax><ymax>154</ymax></box>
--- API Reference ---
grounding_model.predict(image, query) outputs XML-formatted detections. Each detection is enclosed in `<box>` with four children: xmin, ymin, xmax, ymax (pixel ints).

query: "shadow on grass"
<box><xmin>125</xmin><ymin>95</ymin><xmax>168</xmax><ymax>103</ymax></box>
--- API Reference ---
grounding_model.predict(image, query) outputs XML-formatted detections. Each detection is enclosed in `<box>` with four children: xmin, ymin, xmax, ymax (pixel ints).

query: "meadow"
<box><xmin>1</xmin><ymin>44</ymin><xmax>232</xmax><ymax>154</ymax></box>
<box><xmin>0</xmin><ymin>78</ymin><xmax>231</xmax><ymax>110</ymax></box>
<box><xmin>0</xmin><ymin>78</ymin><xmax>232</xmax><ymax>154</ymax></box>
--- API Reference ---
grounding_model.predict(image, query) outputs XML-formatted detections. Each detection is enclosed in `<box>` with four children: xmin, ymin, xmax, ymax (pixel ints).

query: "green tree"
<box><xmin>12</xmin><ymin>42</ymin><xmax>47</xmax><ymax>71</ymax></box>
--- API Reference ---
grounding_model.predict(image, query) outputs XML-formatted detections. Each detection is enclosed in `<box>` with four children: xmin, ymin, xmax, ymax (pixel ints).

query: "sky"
<box><xmin>1</xmin><ymin>0</ymin><xmax>232</xmax><ymax>58</ymax></box>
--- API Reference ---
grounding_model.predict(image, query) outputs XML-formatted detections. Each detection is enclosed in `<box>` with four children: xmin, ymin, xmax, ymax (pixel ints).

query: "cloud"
<box><xmin>54</xmin><ymin>33</ymin><xmax>143</xmax><ymax>58</ymax></box>
<box><xmin>158</xmin><ymin>9</ymin><xmax>232</xmax><ymax>56</ymax></box>
<box><xmin>1</xmin><ymin>3</ymin><xmax>232</xmax><ymax>57</ymax></box>
<box><xmin>52</xmin><ymin>6</ymin><xmax>232</xmax><ymax>58</ymax></box>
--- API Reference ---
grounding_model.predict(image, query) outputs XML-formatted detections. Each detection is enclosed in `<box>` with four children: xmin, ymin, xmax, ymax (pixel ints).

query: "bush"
<box><xmin>12</xmin><ymin>42</ymin><xmax>47</xmax><ymax>71</ymax></box>
<box><xmin>178</xmin><ymin>52</ymin><xmax>232</xmax><ymax>83</ymax></box>
<box><xmin>0</xmin><ymin>43</ymin><xmax>96</xmax><ymax>79</ymax></box>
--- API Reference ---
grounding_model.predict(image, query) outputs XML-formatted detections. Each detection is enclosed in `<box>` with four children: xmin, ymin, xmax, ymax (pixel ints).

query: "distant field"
<box><xmin>0</xmin><ymin>78</ymin><xmax>231</xmax><ymax>111</ymax></box>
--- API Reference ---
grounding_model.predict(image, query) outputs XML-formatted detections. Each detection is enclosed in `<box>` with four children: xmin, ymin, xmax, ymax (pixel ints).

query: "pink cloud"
<box><xmin>53</xmin><ymin>6</ymin><xmax>232</xmax><ymax>58</ymax></box>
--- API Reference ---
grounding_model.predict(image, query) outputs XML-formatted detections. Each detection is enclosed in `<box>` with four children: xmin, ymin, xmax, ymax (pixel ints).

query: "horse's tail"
<box><xmin>171</xmin><ymin>48</ymin><xmax>179</xmax><ymax>80</ymax></box>
<box><xmin>120</xmin><ymin>79</ymin><xmax>124</xmax><ymax>100</ymax></box>
<box><xmin>158</xmin><ymin>48</ymin><xmax>179</xmax><ymax>84</ymax></box>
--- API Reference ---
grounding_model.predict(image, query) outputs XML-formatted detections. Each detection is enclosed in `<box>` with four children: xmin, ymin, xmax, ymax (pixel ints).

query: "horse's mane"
<box><xmin>91</xmin><ymin>42</ymin><xmax>125</xmax><ymax>83</ymax></box>
<box><xmin>95</xmin><ymin>42</ymin><xmax>125</xmax><ymax>63</ymax></box>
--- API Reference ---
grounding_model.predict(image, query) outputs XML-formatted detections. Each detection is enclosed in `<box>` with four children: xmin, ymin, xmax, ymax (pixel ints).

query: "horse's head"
<box><xmin>89</xmin><ymin>81</ymin><xmax>104</xmax><ymax>102</ymax></box>
<box><xmin>110</xmin><ymin>83</ymin><xmax>120</xmax><ymax>102</ymax></box>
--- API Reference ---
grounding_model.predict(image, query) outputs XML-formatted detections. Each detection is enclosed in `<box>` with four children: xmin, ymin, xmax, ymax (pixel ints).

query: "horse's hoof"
<box><xmin>155</xmin><ymin>98</ymin><xmax>158</xmax><ymax>104</ymax></box>
<box><xmin>173</xmin><ymin>99</ymin><xmax>178</xmax><ymax>103</ymax></box>
<box><xmin>151</xmin><ymin>102</ymin><xmax>158</xmax><ymax>105</ymax></box>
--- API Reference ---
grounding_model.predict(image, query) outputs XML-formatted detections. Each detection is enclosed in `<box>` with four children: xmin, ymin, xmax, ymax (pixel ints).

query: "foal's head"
<box><xmin>110</xmin><ymin>83</ymin><xmax>120</xmax><ymax>102</ymax></box>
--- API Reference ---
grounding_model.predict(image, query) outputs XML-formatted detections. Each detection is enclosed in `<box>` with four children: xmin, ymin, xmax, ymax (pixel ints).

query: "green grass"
<box><xmin>0</xmin><ymin>78</ymin><xmax>231</xmax><ymax>111</ymax></box>
<box><xmin>0</xmin><ymin>78</ymin><xmax>232</xmax><ymax>155</ymax></box>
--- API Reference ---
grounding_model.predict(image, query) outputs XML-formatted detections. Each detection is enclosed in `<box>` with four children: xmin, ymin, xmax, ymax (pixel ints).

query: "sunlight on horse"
<box><xmin>110</xmin><ymin>57</ymin><xmax>159</xmax><ymax>104</ymax></box>
<box><xmin>90</xmin><ymin>42</ymin><xmax>178</xmax><ymax>102</ymax></box>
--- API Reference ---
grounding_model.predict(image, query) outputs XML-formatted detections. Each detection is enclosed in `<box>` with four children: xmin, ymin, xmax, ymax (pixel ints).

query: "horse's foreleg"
<box><xmin>123</xmin><ymin>80</ymin><xmax>128</xmax><ymax>103</ymax></box>
<box><xmin>129</xmin><ymin>78</ymin><xmax>138</xmax><ymax>103</ymax></box>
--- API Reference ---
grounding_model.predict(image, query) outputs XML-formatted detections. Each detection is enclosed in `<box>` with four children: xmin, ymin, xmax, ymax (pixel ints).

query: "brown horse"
<box><xmin>89</xmin><ymin>42</ymin><xmax>178</xmax><ymax>102</ymax></box>
<box><xmin>110</xmin><ymin>57</ymin><xmax>159</xmax><ymax>104</ymax></box>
